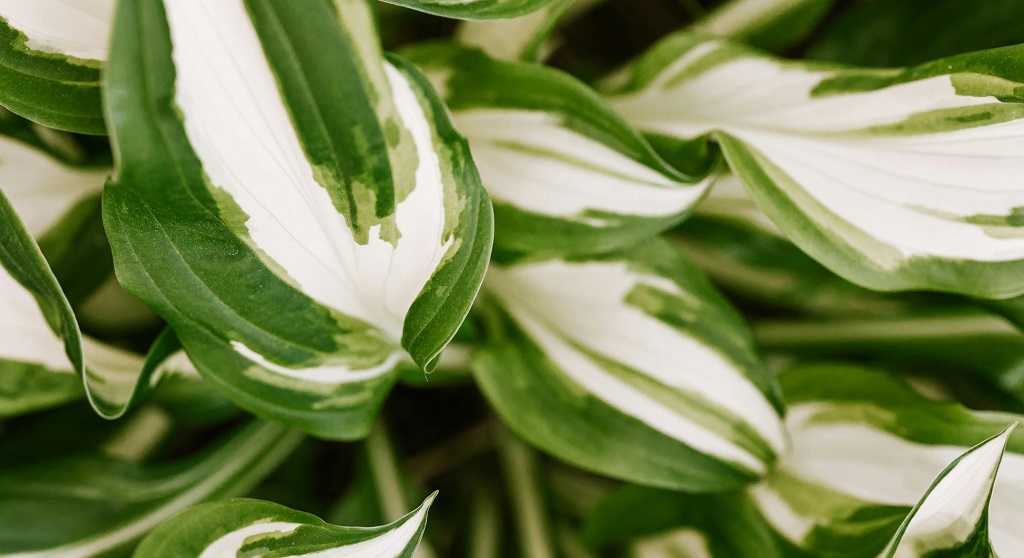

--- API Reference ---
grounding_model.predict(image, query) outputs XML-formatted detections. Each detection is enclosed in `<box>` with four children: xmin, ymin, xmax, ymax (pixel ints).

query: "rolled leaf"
<box><xmin>405</xmin><ymin>43</ymin><xmax>716</xmax><ymax>258</ymax></box>
<box><xmin>608</xmin><ymin>34</ymin><xmax>1024</xmax><ymax>298</ymax></box>
<box><xmin>473</xmin><ymin>239</ymin><xmax>785</xmax><ymax>491</ymax></box>
<box><xmin>0</xmin><ymin>420</ymin><xmax>303</xmax><ymax>557</ymax></box>
<box><xmin>380</xmin><ymin>0</ymin><xmax>560</xmax><ymax>20</ymax></box>
<box><xmin>0</xmin><ymin>1</ymin><xmax>111</xmax><ymax>133</ymax></box>
<box><xmin>135</xmin><ymin>495</ymin><xmax>434</xmax><ymax>558</ymax></box>
<box><xmin>103</xmin><ymin>0</ymin><xmax>492</xmax><ymax>438</ymax></box>
<box><xmin>882</xmin><ymin>426</ymin><xmax>1013</xmax><ymax>558</ymax></box>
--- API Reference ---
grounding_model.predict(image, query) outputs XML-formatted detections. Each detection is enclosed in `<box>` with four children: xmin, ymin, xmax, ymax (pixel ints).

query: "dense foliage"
<box><xmin>3</xmin><ymin>0</ymin><xmax>1024</xmax><ymax>556</ymax></box>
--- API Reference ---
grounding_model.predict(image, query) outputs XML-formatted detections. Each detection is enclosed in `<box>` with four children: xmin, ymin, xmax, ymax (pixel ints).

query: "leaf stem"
<box><xmin>366</xmin><ymin>420</ymin><xmax>438</xmax><ymax>558</ymax></box>
<box><xmin>468</xmin><ymin>484</ymin><xmax>502</xmax><ymax>558</ymax></box>
<box><xmin>498</xmin><ymin>428</ymin><xmax>557</xmax><ymax>558</ymax></box>
<box><xmin>404</xmin><ymin>421</ymin><xmax>496</xmax><ymax>481</ymax></box>
<box><xmin>752</xmin><ymin>310</ymin><xmax>1021</xmax><ymax>349</ymax></box>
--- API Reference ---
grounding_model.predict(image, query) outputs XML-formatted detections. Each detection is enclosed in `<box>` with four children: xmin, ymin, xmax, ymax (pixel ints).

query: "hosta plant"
<box><xmin>3</xmin><ymin>0</ymin><xmax>1024</xmax><ymax>556</ymax></box>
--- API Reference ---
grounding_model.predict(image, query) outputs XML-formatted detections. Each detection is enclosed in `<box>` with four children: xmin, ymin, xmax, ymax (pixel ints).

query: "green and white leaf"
<box><xmin>581</xmin><ymin>367</ymin><xmax>1024</xmax><ymax>557</ymax></box>
<box><xmin>0</xmin><ymin>132</ymin><xmax>204</xmax><ymax>419</ymax></box>
<box><xmin>609</xmin><ymin>34</ymin><xmax>1024</xmax><ymax>298</ymax></box>
<box><xmin>472</xmin><ymin>239</ymin><xmax>785</xmax><ymax>491</ymax></box>
<box><xmin>380</xmin><ymin>0</ymin><xmax>560</xmax><ymax>21</ymax></box>
<box><xmin>405</xmin><ymin>43</ymin><xmax>716</xmax><ymax>258</ymax></box>
<box><xmin>751</xmin><ymin>365</ymin><xmax>1024</xmax><ymax>557</ymax></box>
<box><xmin>690</xmin><ymin>0</ymin><xmax>839</xmax><ymax>51</ymax></box>
<box><xmin>135</xmin><ymin>494</ymin><xmax>434</xmax><ymax>558</ymax></box>
<box><xmin>671</xmin><ymin>173</ymin><xmax>923</xmax><ymax>317</ymax></box>
<box><xmin>455</xmin><ymin>0</ymin><xmax>593</xmax><ymax>62</ymax></box>
<box><xmin>103</xmin><ymin>0</ymin><xmax>492</xmax><ymax>438</ymax></box>
<box><xmin>882</xmin><ymin>426</ymin><xmax>1012</xmax><ymax>558</ymax></box>
<box><xmin>0</xmin><ymin>419</ymin><xmax>303</xmax><ymax>557</ymax></box>
<box><xmin>0</xmin><ymin>1</ymin><xmax>112</xmax><ymax>133</ymax></box>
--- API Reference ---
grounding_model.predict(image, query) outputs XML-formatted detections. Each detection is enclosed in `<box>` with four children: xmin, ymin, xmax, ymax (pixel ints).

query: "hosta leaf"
<box><xmin>583</xmin><ymin>367</ymin><xmax>1023</xmax><ymax>558</ymax></box>
<box><xmin>690</xmin><ymin>0</ymin><xmax>838</xmax><ymax>51</ymax></box>
<box><xmin>404</xmin><ymin>43</ymin><xmax>716</xmax><ymax>258</ymax></box>
<box><xmin>0</xmin><ymin>142</ymin><xmax>203</xmax><ymax>419</ymax></box>
<box><xmin>672</xmin><ymin>177</ymin><xmax>1024</xmax><ymax>406</ymax></box>
<box><xmin>135</xmin><ymin>495</ymin><xmax>434</xmax><ymax>558</ymax></box>
<box><xmin>882</xmin><ymin>427</ymin><xmax>1012</xmax><ymax>558</ymax></box>
<box><xmin>751</xmin><ymin>365</ymin><xmax>1024</xmax><ymax>557</ymax></box>
<box><xmin>380</xmin><ymin>0</ymin><xmax>560</xmax><ymax>21</ymax></box>
<box><xmin>608</xmin><ymin>34</ymin><xmax>1024</xmax><ymax>298</ymax></box>
<box><xmin>672</xmin><ymin>173</ymin><xmax>925</xmax><ymax>317</ymax></box>
<box><xmin>454</xmin><ymin>0</ymin><xmax>574</xmax><ymax>61</ymax></box>
<box><xmin>0</xmin><ymin>419</ymin><xmax>303</xmax><ymax>557</ymax></box>
<box><xmin>102</xmin><ymin>0</ymin><xmax>492</xmax><ymax>438</ymax></box>
<box><xmin>472</xmin><ymin>239</ymin><xmax>785</xmax><ymax>491</ymax></box>
<box><xmin>0</xmin><ymin>1</ymin><xmax>111</xmax><ymax>134</ymax></box>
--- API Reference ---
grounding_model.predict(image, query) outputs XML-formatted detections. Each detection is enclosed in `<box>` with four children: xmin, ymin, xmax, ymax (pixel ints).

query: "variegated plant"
<box><xmin>3</xmin><ymin>0</ymin><xmax>1024</xmax><ymax>555</ymax></box>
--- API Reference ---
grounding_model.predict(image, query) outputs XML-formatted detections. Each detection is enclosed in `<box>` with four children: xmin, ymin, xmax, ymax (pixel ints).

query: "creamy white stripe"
<box><xmin>0</xmin><ymin>135</ymin><xmax>107</xmax><ymax>238</ymax></box>
<box><xmin>890</xmin><ymin>429</ymin><xmax>1010</xmax><ymax>558</ymax></box>
<box><xmin>0</xmin><ymin>0</ymin><xmax>114</xmax><ymax>61</ymax></box>
<box><xmin>488</xmin><ymin>260</ymin><xmax>785</xmax><ymax>470</ymax></box>
<box><xmin>455</xmin><ymin>110</ymin><xmax>706</xmax><ymax>221</ymax></box>
<box><xmin>198</xmin><ymin>522</ymin><xmax>301</xmax><ymax>558</ymax></box>
<box><xmin>165</xmin><ymin>1</ymin><xmax>450</xmax><ymax>341</ymax></box>
<box><xmin>777</xmin><ymin>404</ymin><xmax>1024</xmax><ymax>554</ymax></box>
<box><xmin>233</xmin><ymin>342</ymin><xmax>403</xmax><ymax>385</ymax></box>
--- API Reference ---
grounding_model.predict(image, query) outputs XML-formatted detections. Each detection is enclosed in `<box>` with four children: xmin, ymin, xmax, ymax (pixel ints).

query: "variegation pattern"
<box><xmin>670</xmin><ymin>173</ymin><xmax>932</xmax><ymax>316</ymax></box>
<box><xmin>381</xmin><ymin>0</ymin><xmax>560</xmax><ymax>20</ymax></box>
<box><xmin>585</xmin><ymin>366</ymin><xmax>1023</xmax><ymax>558</ymax></box>
<box><xmin>0</xmin><ymin>1</ymin><xmax>111</xmax><ymax>133</ymax></box>
<box><xmin>472</xmin><ymin>240</ymin><xmax>785</xmax><ymax>491</ymax></box>
<box><xmin>753</xmin><ymin>365</ymin><xmax>1024</xmax><ymax>557</ymax></box>
<box><xmin>608</xmin><ymin>34</ymin><xmax>1024</xmax><ymax>298</ymax></box>
<box><xmin>0</xmin><ymin>420</ymin><xmax>302</xmax><ymax>557</ymax></box>
<box><xmin>405</xmin><ymin>43</ymin><xmax>716</xmax><ymax>258</ymax></box>
<box><xmin>883</xmin><ymin>427</ymin><xmax>1011</xmax><ymax>557</ymax></box>
<box><xmin>103</xmin><ymin>0</ymin><xmax>491</xmax><ymax>438</ymax></box>
<box><xmin>134</xmin><ymin>494</ymin><xmax>435</xmax><ymax>558</ymax></box>
<box><xmin>454</xmin><ymin>0</ymin><xmax>580</xmax><ymax>61</ymax></box>
<box><xmin>0</xmin><ymin>130</ymin><xmax>199</xmax><ymax>419</ymax></box>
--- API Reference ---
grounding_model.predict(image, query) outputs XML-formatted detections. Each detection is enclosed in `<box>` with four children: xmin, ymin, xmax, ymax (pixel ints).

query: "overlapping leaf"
<box><xmin>102</xmin><ymin>0</ymin><xmax>492</xmax><ymax>439</ymax></box>
<box><xmin>584</xmin><ymin>366</ymin><xmax>1024</xmax><ymax>557</ymax></box>
<box><xmin>671</xmin><ymin>176</ymin><xmax>1024</xmax><ymax>407</ymax></box>
<box><xmin>472</xmin><ymin>239</ymin><xmax>785</xmax><ymax>491</ymax></box>
<box><xmin>882</xmin><ymin>427</ymin><xmax>1012</xmax><ymax>557</ymax></box>
<box><xmin>608</xmin><ymin>34</ymin><xmax>1024</xmax><ymax>298</ymax></box>
<box><xmin>0</xmin><ymin>128</ymin><xmax>204</xmax><ymax>419</ymax></box>
<box><xmin>0</xmin><ymin>420</ymin><xmax>302</xmax><ymax>557</ymax></box>
<box><xmin>0</xmin><ymin>1</ymin><xmax>111</xmax><ymax>133</ymax></box>
<box><xmin>751</xmin><ymin>365</ymin><xmax>1024</xmax><ymax>556</ymax></box>
<box><xmin>672</xmin><ymin>173</ymin><xmax>923</xmax><ymax>317</ymax></box>
<box><xmin>135</xmin><ymin>494</ymin><xmax>434</xmax><ymax>558</ymax></box>
<box><xmin>405</xmin><ymin>43</ymin><xmax>717</xmax><ymax>258</ymax></box>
